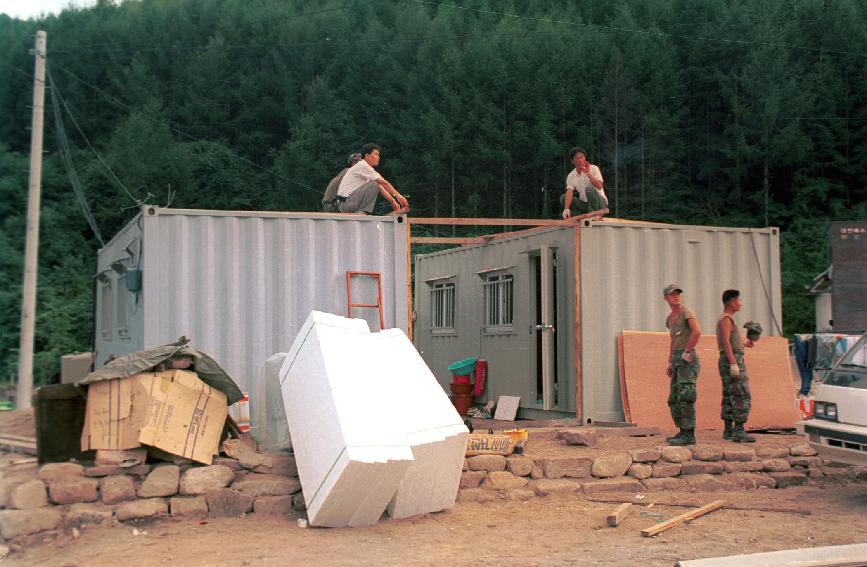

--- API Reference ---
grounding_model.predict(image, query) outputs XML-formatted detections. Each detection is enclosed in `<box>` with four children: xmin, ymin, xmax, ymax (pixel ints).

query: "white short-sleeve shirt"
<box><xmin>337</xmin><ymin>160</ymin><xmax>382</xmax><ymax>197</ymax></box>
<box><xmin>566</xmin><ymin>164</ymin><xmax>607</xmax><ymax>203</ymax></box>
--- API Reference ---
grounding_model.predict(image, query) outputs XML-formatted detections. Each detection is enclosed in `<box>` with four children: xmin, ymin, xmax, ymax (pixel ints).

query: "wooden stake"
<box><xmin>641</xmin><ymin>500</ymin><xmax>726</xmax><ymax>537</ymax></box>
<box><xmin>607</xmin><ymin>503</ymin><xmax>633</xmax><ymax>527</ymax></box>
<box><xmin>585</xmin><ymin>495</ymin><xmax>811</xmax><ymax>516</ymax></box>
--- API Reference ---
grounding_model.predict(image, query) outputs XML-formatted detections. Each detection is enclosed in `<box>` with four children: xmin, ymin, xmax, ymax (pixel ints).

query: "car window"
<box><xmin>824</xmin><ymin>370</ymin><xmax>867</xmax><ymax>389</ymax></box>
<box><xmin>839</xmin><ymin>334</ymin><xmax>867</xmax><ymax>369</ymax></box>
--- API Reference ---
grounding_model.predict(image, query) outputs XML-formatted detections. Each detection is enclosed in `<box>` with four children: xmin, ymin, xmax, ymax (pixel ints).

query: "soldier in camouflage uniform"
<box><xmin>664</xmin><ymin>284</ymin><xmax>702</xmax><ymax>446</ymax></box>
<box><xmin>717</xmin><ymin>289</ymin><xmax>756</xmax><ymax>443</ymax></box>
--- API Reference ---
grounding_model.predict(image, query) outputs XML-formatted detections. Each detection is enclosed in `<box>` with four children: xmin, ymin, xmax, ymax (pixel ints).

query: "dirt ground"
<box><xmin>6</xmin><ymin>484</ymin><xmax>867</xmax><ymax>567</ymax></box>
<box><xmin>4</xmin><ymin>411</ymin><xmax>867</xmax><ymax>566</ymax></box>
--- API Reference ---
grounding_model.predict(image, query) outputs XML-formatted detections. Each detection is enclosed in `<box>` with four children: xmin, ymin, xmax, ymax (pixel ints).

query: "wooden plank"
<box><xmin>607</xmin><ymin>503</ymin><xmax>633</xmax><ymax>527</ymax></box>
<box><xmin>410</xmin><ymin>237</ymin><xmax>485</xmax><ymax>245</ymax></box>
<box><xmin>641</xmin><ymin>500</ymin><xmax>727</xmax><ymax>537</ymax></box>
<box><xmin>405</xmin><ymin>217</ymin><xmax>413</xmax><ymax>342</ymax></box>
<box><xmin>585</xmin><ymin>494</ymin><xmax>811</xmax><ymax>516</ymax></box>
<box><xmin>409</xmin><ymin>209</ymin><xmax>609</xmax><ymax>227</ymax></box>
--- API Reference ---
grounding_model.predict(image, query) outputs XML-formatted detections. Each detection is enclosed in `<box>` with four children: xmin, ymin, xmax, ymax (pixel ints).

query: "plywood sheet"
<box><xmin>620</xmin><ymin>332</ymin><xmax>800</xmax><ymax>432</ymax></box>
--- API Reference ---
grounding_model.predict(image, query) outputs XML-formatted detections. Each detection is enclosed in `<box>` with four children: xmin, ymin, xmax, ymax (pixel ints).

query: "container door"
<box><xmin>534</xmin><ymin>246</ymin><xmax>558</xmax><ymax>410</ymax></box>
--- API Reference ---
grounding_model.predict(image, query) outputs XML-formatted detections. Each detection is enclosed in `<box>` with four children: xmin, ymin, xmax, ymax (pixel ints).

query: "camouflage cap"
<box><xmin>744</xmin><ymin>320</ymin><xmax>763</xmax><ymax>340</ymax></box>
<box><xmin>662</xmin><ymin>284</ymin><xmax>683</xmax><ymax>297</ymax></box>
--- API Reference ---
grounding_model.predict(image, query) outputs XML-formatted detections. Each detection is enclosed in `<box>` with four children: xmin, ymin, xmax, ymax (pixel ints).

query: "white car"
<box><xmin>798</xmin><ymin>332</ymin><xmax>867</xmax><ymax>466</ymax></box>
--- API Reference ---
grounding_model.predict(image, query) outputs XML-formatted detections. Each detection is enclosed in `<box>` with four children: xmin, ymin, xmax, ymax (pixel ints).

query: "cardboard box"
<box><xmin>81</xmin><ymin>370</ymin><xmax>228</xmax><ymax>464</ymax></box>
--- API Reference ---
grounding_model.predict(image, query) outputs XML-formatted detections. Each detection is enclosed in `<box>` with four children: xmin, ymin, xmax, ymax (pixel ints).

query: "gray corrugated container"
<box><xmin>95</xmin><ymin>207</ymin><xmax>410</xmax><ymax>428</ymax></box>
<box><xmin>413</xmin><ymin>218</ymin><xmax>782</xmax><ymax>423</ymax></box>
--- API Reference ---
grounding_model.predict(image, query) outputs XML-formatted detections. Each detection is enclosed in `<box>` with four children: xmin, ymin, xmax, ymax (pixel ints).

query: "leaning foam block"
<box><xmin>375</xmin><ymin>329</ymin><xmax>468</xmax><ymax>519</ymax></box>
<box><xmin>279</xmin><ymin>312</ymin><xmax>414</xmax><ymax>527</ymax></box>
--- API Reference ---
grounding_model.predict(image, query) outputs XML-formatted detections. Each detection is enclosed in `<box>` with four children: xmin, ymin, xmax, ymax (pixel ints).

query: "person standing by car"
<box><xmin>717</xmin><ymin>289</ymin><xmax>756</xmax><ymax>443</ymax></box>
<box><xmin>664</xmin><ymin>284</ymin><xmax>701</xmax><ymax>446</ymax></box>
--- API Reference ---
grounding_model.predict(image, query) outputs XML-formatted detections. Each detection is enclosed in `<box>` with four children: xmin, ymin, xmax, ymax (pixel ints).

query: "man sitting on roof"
<box><xmin>560</xmin><ymin>147</ymin><xmax>607</xmax><ymax>219</ymax></box>
<box><xmin>322</xmin><ymin>152</ymin><xmax>361</xmax><ymax>212</ymax></box>
<box><xmin>336</xmin><ymin>143</ymin><xmax>409</xmax><ymax>215</ymax></box>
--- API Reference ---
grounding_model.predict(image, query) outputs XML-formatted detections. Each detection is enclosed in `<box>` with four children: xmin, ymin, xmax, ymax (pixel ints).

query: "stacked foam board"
<box><xmin>279</xmin><ymin>311</ymin><xmax>467</xmax><ymax>527</ymax></box>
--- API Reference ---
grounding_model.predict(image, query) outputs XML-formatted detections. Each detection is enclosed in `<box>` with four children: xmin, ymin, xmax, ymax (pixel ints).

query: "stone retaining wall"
<box><xmin>0</xmin><ymin>453</ymin><xmax>303</xmax><ymax>543</ymax></box>
<box><xmin>458</xmin><ymin>443</ymin><xmax>867</xmax><ymax>504</ymax></box>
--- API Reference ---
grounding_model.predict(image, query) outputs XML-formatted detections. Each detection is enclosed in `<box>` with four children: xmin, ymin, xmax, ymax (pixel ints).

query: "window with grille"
<box><xmin>430</xmin><ymin>281</ymin><xmax>455</xmax><ymax>332</ymax></box>
<box><xmin>483</xmin><ymin>273</ymin><xmax>514</xmax><ymax>330</ymax></box>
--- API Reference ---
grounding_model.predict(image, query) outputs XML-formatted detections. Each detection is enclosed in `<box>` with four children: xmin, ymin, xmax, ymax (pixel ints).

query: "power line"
<box><xmin>47</xmin><ymin>72</ymin><xmax>105</xmax><ymax>246</ymax></box>
<box><xmin>47</xmin><ymin>67</ymin><xmax>145</xmax><ymax>207</ymax></box>
<box><xmin>50</xmin><ymin>63</ymin><xmax>324</xmax><ymax>196</ymax></box>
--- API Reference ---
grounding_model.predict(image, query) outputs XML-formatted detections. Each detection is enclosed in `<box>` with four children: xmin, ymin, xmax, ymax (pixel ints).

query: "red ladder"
<box><xmin>346</xmin><ymin>271</ymin><xmax>385</xmax><ymax>330</ymax></box>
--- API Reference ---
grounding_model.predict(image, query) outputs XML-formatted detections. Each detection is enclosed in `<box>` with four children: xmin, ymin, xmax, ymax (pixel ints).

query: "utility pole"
<box><xmin>17</xmin><ymin>30</ymin><xmax>47</xmax><ymax>410</ymax></box>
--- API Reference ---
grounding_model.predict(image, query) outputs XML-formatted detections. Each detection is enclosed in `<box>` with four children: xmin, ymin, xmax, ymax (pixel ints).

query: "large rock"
<box><xmin>100</xmin><ymin>475</ymin><xmax>136</xmax><ymax>504</ymax></box>
<box><xmin>48</xmin><ymin>477</ymin><xmax>98</xmax><ymax>504</ymax></box>
<box><xmin>683</xmin><ymin>474</ymin><xmax>727</xmax><ymax>491</ymax></box>
<box><xmin>481</xmin><ymin>471</ymin><xmax>528</xmax><ymax>491</ymax></box>
<box><xmin>529</xmin><ymin>479</ymin><xmax>581</xmax><ymax>496</ymax></box>
<box><xmin>256</xmin><ymin>455</ymin><xmax>298</xmax><ymax>477</ymax></box>
<box><xmin>116</xmin><ymin>498</ymin><xmax>168</xmax><ymax>521</ymax></box>
<box><xmin>84</xmin><ymin>464</ymin><xmax>151</xmax><ymax>477</ymax></box>
<box><xmin>762</xmin><ymin>459</ymin><xmax>792</xmax><ymax>473</ymax></box>
<box><xmin>0</xmin><ymin>509</ymin><xmax>62</xmax><ymax>539</ymax></box>
<box><xmin>691</xmin><ymin>445</ymin><xmax>724</xmax><ymax>461</ymax></box>
<box><xmin>170</xmin><ymin>496</ymin><xmax>208</xmax><ymax>517</ymax></box>
<box><xmin>642</xmin><ymin>477</ymin><xmax>687</xmax><ymax>491</ymax></box>
<box><xmin>504</xmin><ymin>488</ymin><xmax>535</xmax><ymax>501</ymax></box>
<box><xmin>38</xmin><ymin>462</ymin><xmax>84</xmax><ymax>481</ymax></box>
<box><xmin>206</xmin><ymin>489</ymin><xmax>253</xmax><ymax>517</ymax></box>
<box><xmin>821</xmin><ymin>467</ymin><xmax>850</xmax><ymax>479</ymax></box>
<box><xmin>769</xmin><ymin>472</ymin><xmax>808</xmax><ymax>488</ymax></box>
<box><xmin>231</xmin><ymin>474</ymin><xmax>301</xmax><ymax>497</ymax></box>
<box><xmin>9</xmin><ymin>480</ymin><xmax>48</xmax><ymax>510</ymax></box>
<box><xmin>581</xmin><ymin>478</ymin><xmax>644</xmax><ymax>494</ymax></box>
<box><xmin>539</xmin><ymin>457</ymin><xmax>592</xmax><ymax>479</ymax></box>
<box><xmin>755</xmin><ymin>447</ymin><xmax>788</xmax><ymax>459</ymax></box>
<box><xmin>629</xmin><ymin>449</ymin><xmax>660</xmax><ymax>463</ymax></box>
<box><xmin>138</xmin><ymin>465</ymin><xmax>180</xmax><ymax>498</ymax></box>
<box><xmin>530</xmin><ymin>464</ymin><xmax>544</xmax><ymax>480</ymax></box>
<box><xmin>467</xmin><ymin>455</ymin><xmax>507</xmax><ymax>472</ymax></box>
<box><xmin>460</xmin><ymin>471</ymin><xmax>487</xmax><ymax>489</ymax></box>
<box><xmin>65</xmin><ymin>503</ymin><xmax>115</xmax><ymax>528</ymax></box>
<box><xmin>212</xmin><ymin>457</ymin><xmax>242</xmax><ymax>471</ymax></box>
<box><xmin>681</xmin><ymin>462</ymin><xmax>724</xmax><ymax>475</ymax></box>
<box><xmin>788</xmin><ymin>456</ymin><xmax>822</xmax><ymax>468</ymax></box>
<box><xmin>724</xmin><ymin>472</ymin><xmax>762</xmax><ymax>490</ymax></box>
<box><xmin>652</xmin><ymin>462</ymin><xmax>682</xmax><ymax>478</ymax></box>
<box><xmin>179</xmin><ymin>465</ymin><xmax>235</xmax><ymax>495</ymax></box>
<box><xmin>723</xmin><ymin>447</ymin><xmax>756</xmax><ymax>462</ymax></box>
<box><xmin>723</xmin><ymin>461</ymin><xmax>764</xmax><ymax>473</ymax></box>
<box><xmin>506</xmin><ymin>457</ymin><xmax>534</xmax><ymax>477</ymax></box>
<box><xmin>239</xmin><ymin>451</ymin><xmax>270</xmax><ymax>471</ymax></box>
<box><xmin>558</xmin><ymin>428</ymin><xmax>598</xmax><ymax>447</ymax></box>
<box><xmin>253</xmin><ymin>495</ymin><xmax>294</xmax><ymax>515</ymax></box>
<box><xmin>660</xmin><ymin>447</ymin><xmax>692</xmax><ymax>463</ymax></box>
<box><xmin>789</xmin><ymin>444</ymin><xmax>818</xmax><ymax>457</ymax></box>
<box><xmin>457</xmin><ymin>489</ymin><xmax>498</xmax><ymax>503</ymax></box>
<box><xmin>627</xmin><ymin>463</ymin><xmax>653</xmax><ymax>480</ymax></box>
<box><xmin>591</xmin><ymin>454</ymin><xmax>632</xmax><ymax>478</ymax></box>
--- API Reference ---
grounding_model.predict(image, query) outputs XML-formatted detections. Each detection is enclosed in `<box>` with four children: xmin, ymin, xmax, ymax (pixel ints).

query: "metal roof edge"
<box><xmin>587</xmin><ymin>218</ymin><xmax>780</xmax><ymax>234</ymax></box>
<box><xmin>97</xmin><ymin>211</ymin><xmax>143</xmax><ymax>257</ymax></box>
<box><xmin>144</xmin><ymin>206</ymin><xmax>405</xmax><ymax>224</ymax></box>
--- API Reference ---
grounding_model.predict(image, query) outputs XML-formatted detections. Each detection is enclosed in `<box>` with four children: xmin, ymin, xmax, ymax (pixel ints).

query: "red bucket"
<box><xmin>453</xmin><ymin>374</ymin><xmax>471</xmax><ymax>385</ymax></box>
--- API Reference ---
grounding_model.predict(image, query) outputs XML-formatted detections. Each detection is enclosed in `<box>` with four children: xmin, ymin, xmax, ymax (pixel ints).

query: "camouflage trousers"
<box><xmin>668</xmin><ymin>350</ymin><xmax>700</xmax><ymax>430</ymax></box>
<box><xmin>719</xmin><ymin>352</ymin><xmax>752</xmax><ymax>423</ymax></box>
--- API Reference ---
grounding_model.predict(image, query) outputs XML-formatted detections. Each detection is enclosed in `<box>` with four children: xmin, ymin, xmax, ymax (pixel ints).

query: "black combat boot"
<box><xmin>723</xmin><ymin>421</ymin><xmax>734</xmax><ymax>440</ymax></box>
<box><xmin>668</xmin><ymin>428</ymin><xmax>695</xmax><ymax>446</ymax></box>
<box><xmin>731</xmin><ymin>423</ymin><xmax>756</xmax><ymax>443</ymax></box>
<box><xmin>666</xmin><ymin>429</ymin><xmax>684</xmax><ymax>442</ymax></box>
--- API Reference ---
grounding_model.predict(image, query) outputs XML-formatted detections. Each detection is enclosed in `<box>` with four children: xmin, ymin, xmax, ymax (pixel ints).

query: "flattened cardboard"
<box><xmin>494</xmin><ymin>396</ymin><xmax>521</xmax><ymax>421</ymax></box>
<box><xmin>81</xmin><ymin>370</ymin><xmax>228</xmax><ymax>465</ymax></box>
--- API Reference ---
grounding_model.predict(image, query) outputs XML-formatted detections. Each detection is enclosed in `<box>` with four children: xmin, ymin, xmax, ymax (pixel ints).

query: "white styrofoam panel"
<box><xmin>279</xmin><ymin>311</ymin><xmax>413</xmax><ymax>527</ymax></box>
<box><xmin>374</xmin><ymin>329</ymin><xmax>468</xmax><ymax>519</ymax></box>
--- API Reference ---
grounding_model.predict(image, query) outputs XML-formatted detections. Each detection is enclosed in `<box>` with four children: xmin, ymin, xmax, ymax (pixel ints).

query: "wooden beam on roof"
<box><xmin>408</xmin><ymin>209</ymin><xmax>608</xmax><ymax>227</ymax></box>
<box><xmin>410</xmin><ymin>236</ymin><xmax>485</xmax><ymax>245</ymax></box>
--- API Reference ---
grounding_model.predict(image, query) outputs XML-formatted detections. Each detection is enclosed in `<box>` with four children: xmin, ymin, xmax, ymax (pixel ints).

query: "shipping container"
<box><xmin>413</xmin><ymin>218</ymin><xmax>782</xmax><ymax>422</ymax></box>
<box><xmin>95</xmin><ymin>207</ymin><xmax>411</xmax><ymax>427</ymax></box>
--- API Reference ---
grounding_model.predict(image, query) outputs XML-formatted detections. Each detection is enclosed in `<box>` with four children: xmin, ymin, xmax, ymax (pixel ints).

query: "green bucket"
<box><xmin>447</xmin><ymin>357</ymin><xmax>477</xmax><ymax>377</ymax></box>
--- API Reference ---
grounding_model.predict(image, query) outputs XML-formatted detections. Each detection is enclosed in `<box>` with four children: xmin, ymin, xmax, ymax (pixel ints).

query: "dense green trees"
<box><xmin>1</xmin><ymin>0</ymin><xmax>866</xmax><ymax>384</ymax></box>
